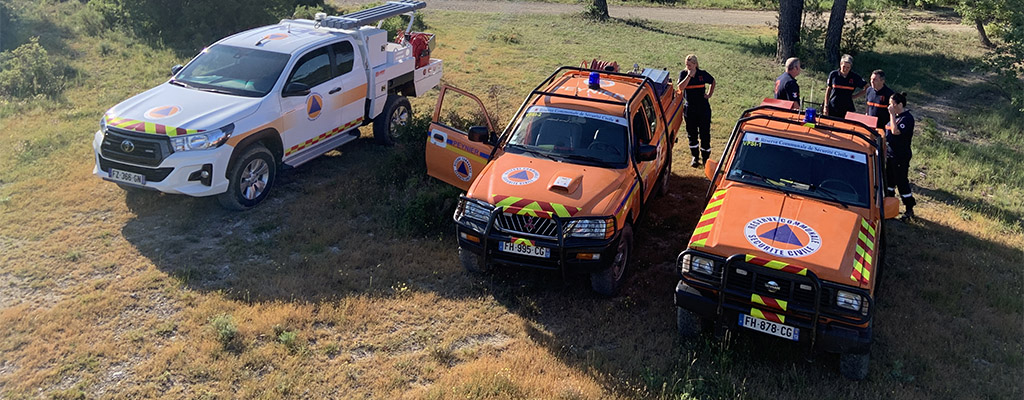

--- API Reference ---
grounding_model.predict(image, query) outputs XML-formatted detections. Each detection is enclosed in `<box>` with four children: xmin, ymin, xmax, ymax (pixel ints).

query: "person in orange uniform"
<box><xmin>678</xmin><ymin>54</ymin><xmax>716</xmax><ymax>167</ymax></box>
<box><xmin>864</xmin><ymin>69</ymin><xmax>894</xmax><ymax>130</ymax></box>
<box><xmin>774</xmin><ymin>57</ymin><xmax>801</xmax><ymax>107</ymax></box>
<box><xmin>823</xmin><ymin>54</ymin><xmax>868</xmax><ymax>118</ymax></box>
<box><xmin>886</xmin><ymin>92</ymin><xmax>916</xmax><ymax>220</ymax></box>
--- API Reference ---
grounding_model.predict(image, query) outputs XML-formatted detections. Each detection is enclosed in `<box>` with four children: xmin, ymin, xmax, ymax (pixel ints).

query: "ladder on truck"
<box><xmin>316</xmin><ymin>1</ymin><xmax>426</xmax><ymax>30</ymax></box>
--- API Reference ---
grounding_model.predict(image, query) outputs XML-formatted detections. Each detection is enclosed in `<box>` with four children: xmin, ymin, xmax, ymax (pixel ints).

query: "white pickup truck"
<box><xmin>93</xmin><ymin>1</ymin><xmax>442</xmax><ymax>209</ymax></box>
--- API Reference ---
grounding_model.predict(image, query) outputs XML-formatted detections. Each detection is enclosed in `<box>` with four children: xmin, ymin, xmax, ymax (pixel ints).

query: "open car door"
<box><xmin>425</xmin><ymin>85</ymin><xmax>497</xmax><ymax>191</ymax></box>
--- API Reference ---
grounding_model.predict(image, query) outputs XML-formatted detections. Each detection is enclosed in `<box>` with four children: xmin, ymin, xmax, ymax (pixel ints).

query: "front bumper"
<box><xmin>674</xmin><ymin>253</ymin><xmax>873</xmax><ymax>355</ymax></box>
<box><xmin>92</xmin><ymin>129</ymin><xmax>232</xmax><ymax>197</ymax></box>
<box><xmin>455</xmin><ymin>203</ymin><xmax>621</xmax><ymax>275</ymax></box>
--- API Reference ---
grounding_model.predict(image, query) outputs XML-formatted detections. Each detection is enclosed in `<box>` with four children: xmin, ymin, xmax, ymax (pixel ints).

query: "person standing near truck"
<box><xmin>774</xmin><ymin>57</ymin><xmax>801</xmax><ymax>107</ymax></box>
<box><xmin>678</xmin><ymin>54</ymin><xmax>716</xmax><ymax>167</ymax></box>
<box><xmin>886</xmin><ymin>92</ymin><xmax>916</xmax><ymax>220</ymax></box>
<box><xmin>865</xmin><ymin>69</ymin><xmax>894</xmax><ymax>130</ymax></box>
<box><xmin>823</xmin><ymin>54</ymin><xmax>868</xmax><ymax>118</ymax></box>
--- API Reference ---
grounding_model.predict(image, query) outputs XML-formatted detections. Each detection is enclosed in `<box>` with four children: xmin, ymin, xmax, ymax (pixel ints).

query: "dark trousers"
<box><xmin>685</xmin><ymin>109</ymin><xmax>712</xmax><ymax>160</ymax></box>
<box><xmin>826</xmin><ymin>102</ymin><xmax>854</xmax><ymax>118</ymax></box>
<box><xmin>885</xmin><ymin>157</ymin><xmax>917</xmax><ymax>208</ymax></box>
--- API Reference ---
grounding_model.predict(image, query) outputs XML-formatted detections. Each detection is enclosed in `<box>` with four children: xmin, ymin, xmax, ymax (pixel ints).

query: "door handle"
<box><xmin>432</xmin><ymin>133</ymin><xmax>445</xmax><ymax>142</ymax></box>
<box><xmin>328</xmin><ymin>87</ymin><xmax>341</xmax><ymax>94</ymax></box>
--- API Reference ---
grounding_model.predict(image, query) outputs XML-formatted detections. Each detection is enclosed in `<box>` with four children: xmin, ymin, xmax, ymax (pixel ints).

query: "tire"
<box><xmin>839</xmin><ymin>352</ymin><xmax>870</xmax><ymax>381</ymax></box>
<box><xmin>657</xmin><ymin>154</ymin><xmax>672</xmax><ymax>197</ymax></box>
<box><xmin>590</xmin><ymin>223</ymin><xmax>632</xmax><ymax>296</ymax></box>
<box><xmin>459</xmin><ymin>247</ymin><xmax>487</xmax><ymax>273</ymax></box>
<box><xmin>217</xmin><ymin>144</ymin><xmax>276</xmax><ymax>210</ymax></box>
<box><xmin>676</xmin><ymin>307</ymin><xmax>703</xmax><ymax>339</ymax></box>
<box><xmin>373</xmin><ymin>95</ymin><xmax>412</xmax><ymax>145</ymax></box>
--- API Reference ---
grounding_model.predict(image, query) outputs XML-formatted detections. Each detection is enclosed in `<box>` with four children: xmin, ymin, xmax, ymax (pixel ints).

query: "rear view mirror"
<box><xmin>283</xmin><ymin>82</ymin><xmax>311</xmax><ymax>97</ymax></box>
<box><xmin>171</xmin><ymin>64</ymin><xmax>183</xmax><ymax>76</ymax></box>
<box><xmin>468</xmin><ymin>126</ymin><xmax>489</xmax><ymax>143</ymax></box>
<box><xmin>637</xmin><ymin>144</ymin><xmax>658</xmax><ymax>161</ymax></box>
<box><xmin>704</xmin><ymin>159</ymin><xmax>718</xmax><ymax>180</ymax></box>
<box><xmin>883</xmin><ymin>197</ymin><xmax>900</xmax><ymax>219</ymax></box>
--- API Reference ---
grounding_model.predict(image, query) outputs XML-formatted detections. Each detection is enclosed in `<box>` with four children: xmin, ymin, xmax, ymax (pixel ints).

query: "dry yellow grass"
<box><xmin>1</xmin><ymin>4</ymin><xmax>1021</xmax><ymax>400</ymax></box>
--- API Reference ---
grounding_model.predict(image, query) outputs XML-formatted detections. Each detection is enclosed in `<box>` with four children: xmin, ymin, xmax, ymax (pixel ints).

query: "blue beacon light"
<box><xmin>803</xmin><ymin>107</ymin><xmax>817</xmax><ymax>125</ymax></box>
<box><xmin>588</xmin><ymin>72</ymin><xmax>601</xmax><ymax>90</ymax></box>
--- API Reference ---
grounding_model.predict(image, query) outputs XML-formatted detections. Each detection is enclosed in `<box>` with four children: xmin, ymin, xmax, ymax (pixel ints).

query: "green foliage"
<box><xmin>278</xmin><ymin>330</ymin><xmax>298</xmax><ymax>349</ymax></box>
<box><xmin>798</xmin><ymin>5</ymin><xmax>882</xmax><ymax>67</ymax></box>
<box><xmin>210</xmin><ymin>314</ymin><xmax>237</xmax><ymax>347</ymax></box>
<box><xmin>291</xmin><ymin>3</ymin><xmax>340</xmax><ymax>20</ymax></box>
<box><xmin>0</xmin><ymin>37</ymin><xmax>68</xmax><ymax>99</ymax></box>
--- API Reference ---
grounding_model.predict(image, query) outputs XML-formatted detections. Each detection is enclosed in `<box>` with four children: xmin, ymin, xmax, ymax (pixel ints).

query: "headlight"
<box><xmin>100</xmin><ymin>115</ymin><xmax>108</xmax><ymax>132</ymax></box>
<box><xmin>171</xmin><ymin>123</ymin><xmax>234</xmax><ymax>152</ymax></box>
<box><xmin>679</xmin><ymin>253</ymin><xmax>714</xmax><ymax>275</ymax></box>
<box><xmin>455</xmin><ymin>199</ymin><xmax>493</xmax><ymax>233</ymax></box>
<box><xmin>564</xmin><ymin>218</ymin><xmax>614</xmax><ymax>239</ymax></box>
<box><xmin>836</xmin><ymin>290</ymin><xmax>863</xmax><ymax>312</ymax></box>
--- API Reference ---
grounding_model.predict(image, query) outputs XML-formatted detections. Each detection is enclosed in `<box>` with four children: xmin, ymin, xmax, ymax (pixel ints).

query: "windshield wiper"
<box><xmin>506</xmin><ymin>144</ymin><xmax>558</xmax><ymax>161</ymax></box>
<box><xmin>169</xmin><ymin>79</ymin><xmax>193</xmax><ymax>89</ymax></box>
<box><xmin>734</xmin><ymin>169</ymin><xmax>773</xmax><ymax>184</ymax></box>
<box><xmin>559</xmin><ymin>154</ymin><xmax>613</xmax><ymax>165</ymax></box>
<box><xmin>197</xmin><ymin>87</ymin><xmax>236</xmax><ymax>95</ymax></box>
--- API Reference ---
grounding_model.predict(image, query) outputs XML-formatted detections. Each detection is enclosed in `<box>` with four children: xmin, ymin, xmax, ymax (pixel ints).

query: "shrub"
<box><xmin>0</xmin><ymin>37</ymin><xmax>67</xmax><ymax>99</ymax></box>
<box><xmin>210</xmin><ymin>314</ymin><xmax>237</xmax><ymax>346</ymax></box>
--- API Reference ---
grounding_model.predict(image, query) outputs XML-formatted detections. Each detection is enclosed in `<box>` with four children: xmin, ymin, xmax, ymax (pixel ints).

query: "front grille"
<box><xmin>98</xmin><ymin>156</ymin><xmax>174</xmax><ymax>182</ymax></box>
<box><xmin>100</xmin><ymin>128</ymin><xmax>171</xmax><ymax>167</ymax></box>
<box><xmin>727</xmin><ymin>265</ymin><xmax>819</xmax><ymax>309</ymax></box>
<box><xmin>495</xmin><ymin>213</ymin><xmax>559</xmax><ymax>238</ymax></box>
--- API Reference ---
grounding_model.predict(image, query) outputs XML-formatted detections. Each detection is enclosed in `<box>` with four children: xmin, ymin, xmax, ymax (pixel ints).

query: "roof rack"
<box><xmin>317</xmin><ymin>1</ymin><xmax>426</xmax><ymax>30</ymax></box>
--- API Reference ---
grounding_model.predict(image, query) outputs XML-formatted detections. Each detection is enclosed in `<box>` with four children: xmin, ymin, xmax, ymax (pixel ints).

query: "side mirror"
<box><xmin>468</xmin><ymin>126</ymin><xmax>489</xmax><ymax>143</ymax></box>
<box><xmin>704</xmin><ymin>159</ymin><xmax>718</xmax><ymax>180</ymax></box>
<box><xmin>283</xmin><ymin>82</ymin><xmax>311</xmax><ymax>97</ymax></box>
<box><xmin>883</xmin><ymin>197</ymin><xmax>900</xmax><ymax>219</ymax></box>
<box><xmin>170</xmin><ymin>64</ymin><xmax>183</xmax><ymax>76</ymax></box>
<box><xmin>637</xmin><ymin>144</ymin><xmax>658</xmax><ymax>162</ymax></box>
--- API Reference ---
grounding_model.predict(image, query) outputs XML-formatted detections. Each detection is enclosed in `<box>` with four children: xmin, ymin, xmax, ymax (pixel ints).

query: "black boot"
<box><xmin>690</xmin><ymin>156</ymin><xmax>700</xmax><ymax>168</ymax></box>
<box><xmin>900</xmin><ymin>206</ymin><xmax>915</xmax><ymax>222</ymax></box>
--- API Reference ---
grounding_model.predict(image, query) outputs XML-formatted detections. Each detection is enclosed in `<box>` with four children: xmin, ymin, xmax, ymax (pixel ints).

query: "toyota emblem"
<box><xmin>765</xmin><ymin>280</ymin><xmax>781</xmax><ymax>293</ymax></box>
<box><xmin>120</xmin><ymin>139</ymin><xmax>135</xmax><ymax>153</ymax></box>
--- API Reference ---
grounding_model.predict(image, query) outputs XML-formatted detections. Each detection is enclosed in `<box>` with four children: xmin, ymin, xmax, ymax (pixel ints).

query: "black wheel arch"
<box><xmin>225</xmin><ymin>128</ymin><xmax>282</xmax><ymax>179</ymax></box>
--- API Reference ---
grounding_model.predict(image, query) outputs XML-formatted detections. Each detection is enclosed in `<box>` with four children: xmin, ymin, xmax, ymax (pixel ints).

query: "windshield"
<box><xmin>505</xmin><ymin>106</ymin><xmax>629</xmax><ymax>168</ymax></box>
<box><xmin>728</xmin><ymin>132</ymin><xmax>871</xmax><ymax>207</ymax></box>
<box><xmin>174</xmin><ymin>45</ymin><xmax>290</xmax><ymax>97</ymax></box>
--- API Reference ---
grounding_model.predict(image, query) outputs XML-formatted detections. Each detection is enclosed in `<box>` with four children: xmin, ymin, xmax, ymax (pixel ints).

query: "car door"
<box><xmin>329</xmin><ymin>40</ymin><xmax>367</xmax><ymax>131</ymax></box>
<box><xmin>633</xmin><ymin>95</ymin><xmax>663</xmax><ymax>200</ymax></box>
<box><xmin>279</xmin><ymin>44</ymin><xmax>343</xmax><ymax>162</ymax></box>
<box><xmin>425</xmin><ymin>85</ymin><xmax>497</xmax><ymax>191</ymax></box>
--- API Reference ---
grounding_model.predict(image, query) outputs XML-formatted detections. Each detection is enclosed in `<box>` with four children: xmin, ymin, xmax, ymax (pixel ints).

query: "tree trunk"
<box><xmin>825</xmin><ymin>0</ymin><xmax>849</xmax><ymax>66</ymax></box>
<box><xmin>592</xmin><ymin>0</ymin><xmax>610</xmax><ymax>20</ymax></box>
<box><xmin>975</xmin><ymin>18</ymin><xmax>994</xmax><ymax>47</ymax></box>
<box><xmin>777</xmin><ymin>0</ymin><xmax>805</xmax><ymax>63</ymax></box>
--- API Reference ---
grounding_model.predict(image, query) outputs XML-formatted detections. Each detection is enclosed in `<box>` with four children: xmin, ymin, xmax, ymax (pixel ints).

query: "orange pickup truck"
<box><xmin>425</xmin><ymin>65</ymin><xmax>683</xmax><ymax>295</ymax></box>
<box><xmin>674</xmin><ymin>100</ymin><xmax>900</xmax><ymax>380</ymax></box>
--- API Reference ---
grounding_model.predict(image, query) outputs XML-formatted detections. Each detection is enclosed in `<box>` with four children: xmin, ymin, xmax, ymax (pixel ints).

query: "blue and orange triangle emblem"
<box><xmin>760</xmin><ymin>224</ymin><xmax>803</xmax><ymax>246</ymax></box>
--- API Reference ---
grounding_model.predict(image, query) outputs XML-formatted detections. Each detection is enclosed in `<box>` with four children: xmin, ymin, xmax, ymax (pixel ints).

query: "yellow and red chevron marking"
<box><xmin>850</xmin><ymin>218</ymin><xmax>878</xmax><ymax>285</ymax></box>
<box><xmin>492</xmin><ymin>195</ymin><xmax>581</xmax><ymax>219</ymax></box>
<box><xmin>744</xmin><ymin>254</ymin><xmax>808</xmax><ymax>276</ymax></box>
<box><xmin>106</xmin><ymin>116</ymin><xmax>203</xmax><ymax>137</ymax></box>
<box><xmin>751</xmin><ymin>294</ymin><xmax>788</xmax><ymax>312</ymax></box>
<box><xmin>751</xmin><ymin>307</ymin><xmax>785</xmax><ymax>324</ymax></box>
<box><xmin>285</xmin><ymin>117</ymin><xmax>364</xmax><ymax>156</ymax></box>
<box><xmin>689</xmin><ymin>189</ymin><xmax>728</xmax><ymax>248</ymax></box>
<box><xmin>511</xmin><ymin>237</ymin><xmax>535</xmax><ymax>247</ymax></box>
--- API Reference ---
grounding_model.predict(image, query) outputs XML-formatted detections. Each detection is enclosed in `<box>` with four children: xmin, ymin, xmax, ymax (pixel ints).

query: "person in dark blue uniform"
<box><xmin>774</xmin><ymin>57</ymin><xmax>801</xmax><ymax>107</ymax></box>
<box><xmin>885</xmin><ymin>92</ymin><xmax>916</xmax><ymax>220</ymax></box>
<box><xmin>864</xmin><ymin>69</ymin><xmax>894</xmax><ymax>130</ymax></box>
<box><xmin>823</xmin><ymin>54</ymin><xmax>867</xmax><ymax>118</ymax></box>
<box><xmin>678</xmin><ymin>54</ymin><xmax>716</xmax><ymax>167</ymax></box>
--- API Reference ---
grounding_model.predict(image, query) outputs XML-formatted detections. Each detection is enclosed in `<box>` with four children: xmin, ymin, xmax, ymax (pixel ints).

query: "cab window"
<box><xmin>641</xmin><ymin>96</ymin><xmax>658</xmax><ymax>136</ymax></box>
<box><xmin>332</xmin><ymin>41</ymin><xmax>354</xmax><ymax>75</ymax></box>
<box><xmin>632</xmin><ymin>109</ymin><xmax>651</xmax><ymax>145</ymax></box>
<box><xmin>286</xmin><ymin>47</ymin><xmax>331</xmax><ymax>88</ymax></box>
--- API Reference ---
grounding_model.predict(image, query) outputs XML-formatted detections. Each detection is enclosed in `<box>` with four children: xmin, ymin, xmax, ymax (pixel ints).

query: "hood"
<box><xmin>104</xmin><ymin>83</ymin><xmax>263</xmax><ymax>135</ymax></box>
<box><xmin>692</xmin><ymin>185</ymin><xmax>872</xmax><ymax>286</ymax></box>
<box><xmin>467</xmin><ymin>152</ymin><xmax>629</xmax><ymax>217</ymax></box>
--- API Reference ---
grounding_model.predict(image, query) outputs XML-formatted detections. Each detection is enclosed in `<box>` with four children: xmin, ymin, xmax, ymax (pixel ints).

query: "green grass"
<box><xmin>0</xmin><ymin>1</ymin><xmax>1021</xmax><ymax>399</ymax></box>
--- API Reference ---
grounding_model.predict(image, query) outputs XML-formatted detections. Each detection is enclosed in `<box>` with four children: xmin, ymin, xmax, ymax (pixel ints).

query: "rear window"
<box><xmin>727</xmin><ymin>132</ymin><xmax>871</xmax><ymax>207</ymax></box>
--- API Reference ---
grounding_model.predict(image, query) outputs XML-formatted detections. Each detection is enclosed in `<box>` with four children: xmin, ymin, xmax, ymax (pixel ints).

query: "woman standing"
<box><xmin>886</xmin><ymin>92</ymin><xmax>916</xmax><ymax>220</ymax></box>
<box><xmin>678</xmin><ymin>54</ymin><xmax>716</xmax><ymax>167</ymax></box>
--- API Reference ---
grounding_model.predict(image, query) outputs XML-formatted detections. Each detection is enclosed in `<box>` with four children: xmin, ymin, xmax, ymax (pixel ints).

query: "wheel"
<box><xmin>676</xmin><ymin>307</ymin><xmax>703</xmax><ymax>338</ymax></box>
<box><xmin>459</xmin><ymin>247</ymin><xmax>487</xmax><ymax>273</ymax></box>
<box><xmin>590</xmin><ymin>223</ymin><xmax>632</xmax><ymax>296</ymax></box>
<box><xmin>373</xmin><ymin>95</ymin><xmax>412</xmax><ymax>145</ymax></box>
<box><xmin>217</xmin><ymin>144</ymin><xmax>276</xmax><ymax>210</ymax></box>
<box><xmin>839</xmin><ymin>352</ymin><xmax>870</xmax><ymax>380</ymax></box>
<box><xmin>657</xmin><ymin>155</ymin><xmax>672</xmax><ymax>197</ymax></box>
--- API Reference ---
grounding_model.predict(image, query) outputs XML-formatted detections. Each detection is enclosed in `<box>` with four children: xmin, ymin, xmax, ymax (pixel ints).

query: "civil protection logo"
<box><xmin>501</xmin><ymin>167</ymin><xmax>539</xmax><ymax>186</ymax></box>
<box><xmin>144</xmin><ymin>105</ymin><xmax>180</xmax><ymax>119</ymax></box>
<box><xmin>453</xmin><ymin>156</ymin><xmax>472</xmax><ymax>182</ymax></box>
<box><xmin>744</xmin><ymin>216</ymin><xmax>822</xmax><ymax>258</ymax></box>
<box><xmin>306</xmin><ymin>93</ymin><xmax>323</xmax><ymax>120</ymax></box>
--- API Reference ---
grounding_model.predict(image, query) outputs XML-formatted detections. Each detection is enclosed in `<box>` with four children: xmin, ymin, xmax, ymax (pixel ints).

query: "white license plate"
<box><xmin>109</xmin><ymin>168</ymin><xmax>146</xmax><ymax>186</ymax></box>
<box><xmin>739</xmin><ymin>314</ymin><xmax>800</xmax><ymax>341</ymax></box>
<box><xmin>499</xmin><ymin>241</ymin><xmax>550</xmax><ymax>258</ymax></box>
